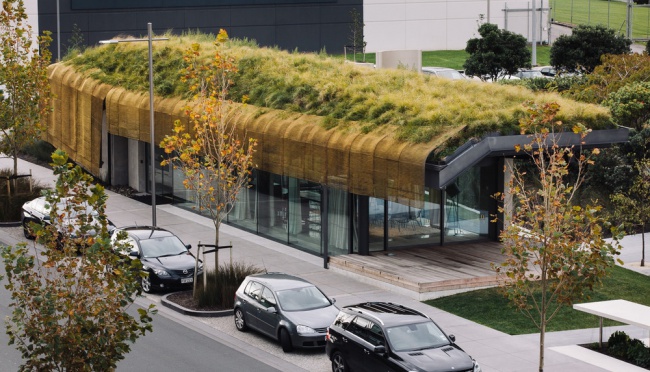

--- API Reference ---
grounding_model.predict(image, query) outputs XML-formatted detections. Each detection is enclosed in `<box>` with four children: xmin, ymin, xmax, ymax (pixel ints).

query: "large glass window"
<box><xmin>257</xmin><ymin>173</ymin><xmax>288</xmax><ymax>241</ymax></box>
<box><xmin>288</xmin><ymin>179</ymin><xmax>322</xmax><ymax>255</ymax></box>
<box><xmin>328</xmin><ymin>187</ymin><xmax>349</xmax><ymax>256</ymax></box>
<box><xmin>229</xmin><ymin>170</ymin><xmax>258</xmax><ymax>232</ymax></box>
<box><xmin>387</xmin><ymin>199</ymin><xmax>439</xmax><ymax>249</ymax></box>
<box><xmin>444</xmin><ymin>166</ymin><xmax>489</xmax><ymax>242</ymax></box>
<box><xmin>368</xmin><ymin>197</ymin><xmax>385</xmax><ymax>252</ymax></box>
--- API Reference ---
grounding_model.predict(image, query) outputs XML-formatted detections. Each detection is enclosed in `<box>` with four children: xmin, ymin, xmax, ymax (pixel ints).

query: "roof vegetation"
<box><xmin>65</xmin><ymin>31</ymin><xmax>612</xmax><ymax>152</ymax></box>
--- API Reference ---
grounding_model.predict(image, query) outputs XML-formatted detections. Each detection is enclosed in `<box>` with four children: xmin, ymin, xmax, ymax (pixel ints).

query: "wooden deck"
<box><xmin>328</xmin><ymin>241</ymin><xmax>506</xmax><ymax>299</ymax></box>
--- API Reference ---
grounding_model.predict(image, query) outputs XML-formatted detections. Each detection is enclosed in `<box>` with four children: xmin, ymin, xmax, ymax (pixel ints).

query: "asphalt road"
<box><xmin>0</xmin><ymin>231</ymin><xmax>294</xmax><ymax>372</ymax></box>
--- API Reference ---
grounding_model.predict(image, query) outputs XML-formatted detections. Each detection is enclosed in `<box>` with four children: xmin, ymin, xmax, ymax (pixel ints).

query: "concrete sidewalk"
<box><xmin>2</xmin><ymin>155</ymin><xmax>650</xmax><ymax>371</ymax></box>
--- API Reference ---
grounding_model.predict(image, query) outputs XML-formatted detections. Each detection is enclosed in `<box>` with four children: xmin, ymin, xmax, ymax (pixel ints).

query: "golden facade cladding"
<box><xmin>47</xmin><ymin>63</ymin><xmax>435</xmax><ymax>205</ymax></box>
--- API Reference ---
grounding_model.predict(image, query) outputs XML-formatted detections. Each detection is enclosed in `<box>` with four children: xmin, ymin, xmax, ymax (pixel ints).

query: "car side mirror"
<box><xmin>266</xmin><ymin>306</ymin><xmax>277</xmax><ymax>314</ymax></box>
<box><xmin>330</xmin><ymin>297</ymin><xmax>336</xmax><ymax>304</ymax></box>
<box><xmin>43</xmin><ymin>216</ymin><xmax>50</xmax><ymax>221</ymax></box>
<box><xmin>448</xmin><ymin>334</ymin><xmax>456</xmax><ymax>343</ymax></box>
<box><xmin>185</xmin><ymin>244</ymin><xmax>192</xmax><ymax>250</ymax></box>
<box><xmin>129</xmin><ymin>251</ymin><xmax>140</xmax><ymax>258</ymax></box>
<box><xmin>374</xmin><ymin>345</ymin><xmax>386</xmax><ymax>355</ymax></box>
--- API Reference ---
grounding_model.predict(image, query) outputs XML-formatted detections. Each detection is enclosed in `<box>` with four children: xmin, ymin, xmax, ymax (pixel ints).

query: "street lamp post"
<box><xmin>99</xmin><ymin>23</ymin><xmax>168</xmax><ymax>227</ymax></box>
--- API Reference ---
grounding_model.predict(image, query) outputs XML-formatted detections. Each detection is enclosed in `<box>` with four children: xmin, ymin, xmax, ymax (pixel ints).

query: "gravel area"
<box><xmin>199</xmin><ymin>315</ymin><xmax>331</xmax><ymax>372</ymax></box>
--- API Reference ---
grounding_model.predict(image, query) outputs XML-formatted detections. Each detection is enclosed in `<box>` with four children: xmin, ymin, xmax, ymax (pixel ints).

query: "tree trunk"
<box><xmin>539</xmin><ymin>311</ymin><xmax>546</xmax><ymax>372</ymax></box>
<box><xmin>641</xmin><ymin>223</ymin><xmax>645</xmax><ymax>267</ymax></box>
<box><xmin>214</xmin><ymin>224</ymin><xmax>220</xmax><ymax>274</ymax></box>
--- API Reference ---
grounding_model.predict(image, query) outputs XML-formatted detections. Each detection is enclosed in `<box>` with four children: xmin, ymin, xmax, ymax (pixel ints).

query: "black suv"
<box><xmin>326</xmin><ymin>302</ymin><xmax>481</xmax><ymax>372</ymax></box>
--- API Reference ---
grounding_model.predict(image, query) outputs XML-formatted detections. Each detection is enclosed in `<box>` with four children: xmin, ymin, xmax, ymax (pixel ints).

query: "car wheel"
<box><xmin>331</xmin><ymin>351</ymin><xmax>348</xmax><ymax>372</ymax></box>
<box><xmin>280</xmin><ymin>328</ymin><xmax>293</xmax><ymax>352</ymax></box>
<box><xmin>234</xmin><ymin>308</ymin><xmax>248</xmax><ymax>332</ymax></box>
<box><xmin>22</xmin><ymin>219</ymin><xmax>35</xmax><ymax>240</ymax></box>
<box><xmin>141</xmin><ymin>273</ymin><xmax>152</xmax><ymax>293</ymax></box>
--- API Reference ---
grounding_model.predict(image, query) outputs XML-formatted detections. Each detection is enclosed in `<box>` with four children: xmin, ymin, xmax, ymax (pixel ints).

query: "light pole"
<box><xmin>99</xmin><ymin>23</ymin><xmax>168</xmax><ymax>227</ymax></box>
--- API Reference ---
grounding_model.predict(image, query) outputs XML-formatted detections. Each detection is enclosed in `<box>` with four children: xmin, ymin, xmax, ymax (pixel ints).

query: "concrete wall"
<box><xmin>364</xmin><ymin>0</ymin><xmax>551</xmax><ymax>52</ymax></box>
<box><xmin>375</xmin><ymin>49</ymin><xmax>421</xmax><ymax>70</ymax></box>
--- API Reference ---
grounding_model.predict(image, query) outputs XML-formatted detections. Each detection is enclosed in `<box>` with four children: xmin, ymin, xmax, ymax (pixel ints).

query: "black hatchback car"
<box><xmin>234</xmin><ymin>273</ymin><xmax>339</xmax><ymax>352</ymax></box>
<box><xmin>326</xmin><ymin>302</ymin><xmax>481</xmax><ymax>372</ymax></box>
<box><xmin>111</xmin><ymin>226</ymin><xmax>203</xmax><ymax>293</ymax></box>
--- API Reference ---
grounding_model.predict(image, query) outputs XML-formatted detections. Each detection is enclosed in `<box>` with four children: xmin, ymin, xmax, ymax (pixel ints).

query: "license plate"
<box><xmin>181</xmin><ymin>277</ymin><xmax>193</xmax><ymax>284</ymax></box>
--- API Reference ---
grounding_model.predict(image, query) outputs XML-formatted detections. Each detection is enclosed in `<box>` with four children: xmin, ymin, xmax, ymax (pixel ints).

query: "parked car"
<box><xmin>22</xmin><ymin>196</ymin><xmax>116</xmax><ymax>243</ymax></box>
<box><xmin>326</xmin><ymin>302</ymin><xmax>481</xmax><ymax>372</ymax></box>
<box><xmin>421</xmin><ymin>66</ymin><xmax>467</xmax><ymax>80</ymax></box>
<box><xmin>111</xmin><ymin>226</ymin><xmax>202</xmax><ymax>293</ymax></box>
<box><xmin>514</xmin><ymin>69</ymin><xmax>547</xmax><ymax>79</ymax></box>
<box><xmin>234</xmin><ymin>272</ymin><xmax>339</xmax><ymax>352</ymax></box>
<box><xmin>533</xmin><ymin>66</ymin><xmax>556</xmax><ymax>77</ymax></box>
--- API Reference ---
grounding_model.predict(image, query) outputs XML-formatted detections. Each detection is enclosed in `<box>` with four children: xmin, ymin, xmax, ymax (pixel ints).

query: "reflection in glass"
<box><xmin>328</xmin><ymin>187</ymin><xmax>349</xmax><ymax>255</ymax></box>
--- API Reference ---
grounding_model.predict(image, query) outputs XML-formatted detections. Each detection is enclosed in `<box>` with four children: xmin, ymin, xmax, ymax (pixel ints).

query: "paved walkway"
<box><xmin>2</xmin><ymin>155</ymin><xmax>650</xmax><ymax>371</ymax></box>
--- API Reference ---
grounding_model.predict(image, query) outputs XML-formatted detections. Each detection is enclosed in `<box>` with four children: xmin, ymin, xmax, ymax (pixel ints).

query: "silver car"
<box><xmin>234</xmin><ymin>272</ymin><xmax>338</xmax><ymax>352</ymax></box>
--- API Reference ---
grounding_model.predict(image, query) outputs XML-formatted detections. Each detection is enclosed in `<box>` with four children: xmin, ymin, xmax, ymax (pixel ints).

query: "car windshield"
<box><xmin>139</xmin><ymin>236</ymin><xmax>188</xmax><ymax>258</ymax></box>
<box><xmin>386</xmin><ymin>321</ymin><xmax>450</xmax><ymax>352</ymax></box>
<box><xmin>276</xmin><ymin>285</ymin><xmax>331</xmax><ymax>311</ymax></box>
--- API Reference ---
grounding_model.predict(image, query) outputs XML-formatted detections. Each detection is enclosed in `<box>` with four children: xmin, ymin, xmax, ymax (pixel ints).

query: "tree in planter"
<box><xmin>463</xmin><ymin>23</ymin><xmax>530</xmax><ymax>82</ymax></box>
<box><xmin>493</xmin><ymin>102</ymin><xmax>622</xmax><ymax>372</ymax></box>
<box><xmin>1</xmin><ymin>150</ymin><xmax>155</xmax><ymax>371</ymax></box>
<box><xmin>611</xmin><ymin>158</ymin><xmax>650</xmax><ymax>267</ymax></box>
<box><xmin>0</xmin><ymin>0</ymin><xmax>52</xmax><ymax>192</ymax></box>
<box><xmin>160</xmin><ymin>30</ymin><xmax>257</xmax><ymax>302</ymax></box>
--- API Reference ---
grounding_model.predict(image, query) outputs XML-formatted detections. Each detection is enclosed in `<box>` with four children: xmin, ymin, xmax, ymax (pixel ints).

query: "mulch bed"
<box><xmin>165</xmin><ymin>290</ymin><xmax>231</xmax><ymax>312</ymax></box>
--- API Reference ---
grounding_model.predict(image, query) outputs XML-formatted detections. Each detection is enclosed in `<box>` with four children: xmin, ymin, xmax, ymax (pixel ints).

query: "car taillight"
<box><xmin>326</xmin><ymin>327</ymin><xmax>330</xmax><ymax>341</ymax></box>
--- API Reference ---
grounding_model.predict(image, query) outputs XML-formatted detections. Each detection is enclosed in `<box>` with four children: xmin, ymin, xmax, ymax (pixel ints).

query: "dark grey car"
<box><xmin>233</xmin><ymin>272</ymin><xmax>338</xmax><ymax>352</ymax></box>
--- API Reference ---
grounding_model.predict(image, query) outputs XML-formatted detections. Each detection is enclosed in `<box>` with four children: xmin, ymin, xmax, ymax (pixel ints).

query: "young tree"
<box><xmin>160</xmin><ymin>30</ymin><xmax>256</xmax><ymax>271</ymax></box>
<box><xmin>0</xmin><ymin>0</ymin><xmax>52</xmax><ymax>189</ymax></box>
<box><xmin>348</xmin><ymin>8</ymin><xmax>366</xmax><ymax>62</ymax></box>
<box><xmin>2</xmin><ymin>150</ymin><xmax>155</xmax><ymax>371</ymax></box>
<box><xmin>463</xmin><ymin>23</ymin><xmax>530</xmax><ymax>82</ymax></box>
<box><xmin>493</xmin><ymin>102</ymin><xmax>622</xmax><ymax>372</ymax></box>
<box><xmin>611</xmin><ymin>158</ymin><xmax>650</xmax><ymax>267</ymax></box>
<box><xmin>550</xmin><ymin>24</ymin><xmax>631</xmax><ymax>74</ymax></box>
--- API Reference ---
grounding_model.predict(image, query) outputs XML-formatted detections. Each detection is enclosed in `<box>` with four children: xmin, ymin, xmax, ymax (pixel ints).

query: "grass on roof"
<box><xmin>65</xmin><ymin>31</ymin><xmax>612</xmax><ymax>152</ymax></box>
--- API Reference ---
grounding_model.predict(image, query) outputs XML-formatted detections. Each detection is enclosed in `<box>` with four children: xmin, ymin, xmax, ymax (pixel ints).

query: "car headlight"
<box><xmin>152</xmin><ymin>268</ymin><xmax>170</xmax><ymax>277</ymax></box>
<box><xmin>473</xmin><ymin>360</ymin><xmax>482</xmax><ymax>372</ymax></box>
<box><xmin>296</xmin><ymin>325</ymin><xmax>316</xmax><ymax>334</ymax></box>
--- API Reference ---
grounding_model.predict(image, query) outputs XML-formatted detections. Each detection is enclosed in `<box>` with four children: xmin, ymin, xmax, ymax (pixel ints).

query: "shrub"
<box><xmin>605</xmin><ymin>82</ymin><xmax>650</xmax><ymax>130</ymax></box>
<box><xmin>194</xmin><ymin>262</ymin><xmax>264</xmax><ymax>308</ymax></box>
<box><xmin>608</xmin><ymin>330</ymin><xmax>632</xmax><ymax>358</ymax></box>
<box><xmin>627</xmin><ymin>339</ymin><xmax>650</xmax><ymax>368</ymax></box>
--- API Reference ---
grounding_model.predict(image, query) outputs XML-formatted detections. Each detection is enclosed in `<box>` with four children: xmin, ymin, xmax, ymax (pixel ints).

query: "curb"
<box><xmin>161</xmin><ymin>293</ymin><xmax>233</xmax><ymax>318</ymax></box>
<box><xmin>0</xmin><ymin>221</ymin><xmax>22</xmax><ymax>227</ymax></box>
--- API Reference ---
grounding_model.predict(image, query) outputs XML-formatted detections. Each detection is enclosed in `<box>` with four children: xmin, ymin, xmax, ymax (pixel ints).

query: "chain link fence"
<box><xmin>550</xmin><ymin>0</ymin><xmax>650</xmax><ymax>41</ymax></box>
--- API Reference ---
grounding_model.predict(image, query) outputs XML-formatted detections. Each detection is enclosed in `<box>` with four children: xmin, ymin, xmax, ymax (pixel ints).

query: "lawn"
<box><xmin>425</xmin><ymin>266</ymin><xmax>650</xmax><ymax>335</ymax></box>
<box><xmin>551</xmin><ymin>0</ymin><xmax>650</xmax><ymax>40</ymax></box>
<box><xmin>348</xmin><ymin>46</ymin><xmax>551</xmax><ymax>70</ymax></box>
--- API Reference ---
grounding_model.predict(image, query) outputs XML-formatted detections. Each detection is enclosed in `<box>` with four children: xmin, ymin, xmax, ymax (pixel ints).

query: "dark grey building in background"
<box><xmin>37</xmin><ymin>0</ymin><xmax>362</xmax><ymax>59</ymax></box>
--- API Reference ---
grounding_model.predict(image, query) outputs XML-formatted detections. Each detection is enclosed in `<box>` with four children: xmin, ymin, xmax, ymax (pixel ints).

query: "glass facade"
<box><xmin>156</xmin><ymin>164</ymin><xmax>495</xmax><ymax>258</ymax></box>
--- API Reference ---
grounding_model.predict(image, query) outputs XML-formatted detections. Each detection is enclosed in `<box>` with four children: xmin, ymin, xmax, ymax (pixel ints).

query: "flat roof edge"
<box><xmin>427</xmin><ymin>128</ymin><xmax>630</xmax><ymax>189</ymax></box>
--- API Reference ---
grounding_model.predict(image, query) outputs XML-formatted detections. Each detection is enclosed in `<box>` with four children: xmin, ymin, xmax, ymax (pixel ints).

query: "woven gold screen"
<box><xmin>47</xmin><ymin>63</ymin><xmax>435</xmax><ymax>205</ymax></box>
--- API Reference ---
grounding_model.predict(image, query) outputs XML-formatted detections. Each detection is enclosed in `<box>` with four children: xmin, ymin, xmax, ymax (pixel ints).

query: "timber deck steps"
<box><xmin>328</xmin><ymin>241</ymin><xmax>505</xmax><ymax>295</ymax></box>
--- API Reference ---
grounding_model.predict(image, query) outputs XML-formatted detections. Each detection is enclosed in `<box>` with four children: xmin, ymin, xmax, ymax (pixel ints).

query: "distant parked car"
<box><xmin>515</xmin><ymin>69</ymin><xmax>547</xmax><ymax>79</ymax></box>
<box><xmin>421</xmin><ymin>66</ymin><xmax>467</xmax><ymax>80</ymax></box>
<box><xmin>533</xmin><ymin>66</ymin><xmax>556</xmax><ymax>77</ymax></box>
<box><xmin>22</xmin><ymin>196</ymin><xmax>116</xmax><ymax>243</ymax></box>
<box><xmin>326</xmin><ymin>302</ymin><xmax>481</xmax><ymax>372</ymax></box>
<box><xmin>111</xmin><ymin>226</ymin><xmax>202</xmax><ymax>293</ymax></box>
<box><xmin>234</xmin><ymin>272</ymin><xmax>339</xmax><ymax>352</ymax></box>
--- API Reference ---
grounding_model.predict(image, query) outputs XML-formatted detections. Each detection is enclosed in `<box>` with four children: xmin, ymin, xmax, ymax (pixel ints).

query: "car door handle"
<box><xmin>342</xmin><ymin>337</ymin><xmax>348</xmax><ymax>343</ymax></box>
<box><xmin>364</xmin><ymin>349</ymin><xmax>370</xmax><ymax>355</ymax></box>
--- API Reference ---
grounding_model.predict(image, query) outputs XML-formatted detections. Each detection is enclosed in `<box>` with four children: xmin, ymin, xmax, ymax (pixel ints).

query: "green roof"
<box><xmin>65</xmin><ymin>32</ymin><xmax>613</xmax><ymax>156</ymax></box>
